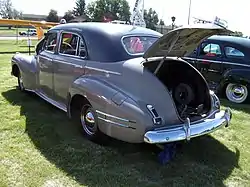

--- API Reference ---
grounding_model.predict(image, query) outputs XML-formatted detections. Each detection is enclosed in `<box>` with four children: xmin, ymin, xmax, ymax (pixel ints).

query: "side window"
<box><xmin>44</xmin><ymin>32</ymin><xmax>57</xmax><ymax>52</ymax></box>
<box><xmin>224</xmin><ymin>46</ymin><xmax>244</xmax><ymax>58</ymax></box>
<box><xmin>35</xmin><ymin>37</ymin><xmax>45</xmax><ymax>54</ymax></box>
<box><xmin>200</xmin><ymin>43</ymin><xmax>222</xmax><ymax>57</ymax></box>
<box><xmin>78</xmin><ymin>38</ymin><xmax>87</xmax><ymax>58</ymax></box>
<box><xmin>59</xmin><ymin>33</ymin><xmax>79</xmax><ymax>56</ymax></box>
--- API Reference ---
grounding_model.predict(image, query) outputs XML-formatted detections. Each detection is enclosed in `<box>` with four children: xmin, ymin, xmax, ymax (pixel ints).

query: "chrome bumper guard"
<box><xmin>144</xmin><ymin>108</ymin><xmax>232</xmax><ymax>144</ymax></box>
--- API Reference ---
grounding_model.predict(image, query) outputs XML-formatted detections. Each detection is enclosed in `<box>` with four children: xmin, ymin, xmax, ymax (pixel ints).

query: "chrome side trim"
<box><xmin>53</xmin><ymin>59</ymin><xmax>83</xmax><ymax>68</ymax></box>
<box><xmin>182</xmin><ymin>57</ymin><xmax>250</xmax><ymax>68</ymax></box>
<box><xmin>144</xmin><ymin>108</ymin><xmax>232</xmax><ymax>144</ymax></box>
<box><xmin>40</xmin><ymin>56</ymin><xmax>53</xmax><ymax>62</ymax></box>
<box><xmin>96</xmin><ymin>110</ymin><xmax>135</xmax><ymax>123</ymax></box>
<box><xmin>84</xmin><ymin>66</ymin><xmax>121</xmax><ymax>75</ymax></box>
<box><xmin>44</xmin><ymin>50</ymin><xmax>55</xmax><ymax>54</ymax></box>
<box><xmin>98</xmin><ymin>117</ymin><xmax>133</xmax><ymax>129</ymax></box>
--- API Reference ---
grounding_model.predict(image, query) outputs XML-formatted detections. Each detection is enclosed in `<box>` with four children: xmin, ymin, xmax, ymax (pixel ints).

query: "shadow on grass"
<box><xmin>221</xmin><ymin>98</ymin><xmax>250</xmax><ymax>114</ymax></box>
<box><xmin>2</xmin><ymin>88</ymin><xmax>240</xmax><ymax>187</ymax></box>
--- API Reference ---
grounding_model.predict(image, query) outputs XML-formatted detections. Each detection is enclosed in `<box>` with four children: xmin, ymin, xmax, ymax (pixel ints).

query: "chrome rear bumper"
<box><xmin>144</xmin><ymin>108</ymin><xmax>232</xmax><ymax>144</ymax></box>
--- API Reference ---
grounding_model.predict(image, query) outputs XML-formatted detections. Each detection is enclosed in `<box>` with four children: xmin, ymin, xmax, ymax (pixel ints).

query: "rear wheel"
<box><xmin>72</xmin><ymin>98</ymin><xmax>108</xmax><ymax>144</ymax></box>
<box><xmin>225</xmin><ymin>83</ymin><xmax>248</xmax><ymax>104</ymax></box>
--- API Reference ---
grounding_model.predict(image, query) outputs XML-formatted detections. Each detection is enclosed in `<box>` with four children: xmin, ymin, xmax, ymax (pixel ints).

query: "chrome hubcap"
<box><xmin>80</xmin><ymin>107</ymin><xmax>96</xmax><ymax>136</ymax></box>
<box><xmin>226</xmin><ymin>83</ymin><xmax>248</xmax><ymax>103</ymax></box>
<box><xmin>85</xmin><ymin>112</ymin><xmax>95</xmax><ymax>124</ymax></box>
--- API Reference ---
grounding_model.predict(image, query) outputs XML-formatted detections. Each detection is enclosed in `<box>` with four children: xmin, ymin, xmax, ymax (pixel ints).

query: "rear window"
<box><xmin>122</xmin><ymin>36</ymin><xmax>158</xmax><ymax>55</ymax></box>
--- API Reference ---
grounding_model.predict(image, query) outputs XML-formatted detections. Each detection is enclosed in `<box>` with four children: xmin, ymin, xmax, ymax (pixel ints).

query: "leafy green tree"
<box><xmin>0</xmin><ymin>0</ymin><xmax>22</xmax><ymax>19</ymax></box>
<box><xmin>73</xmin><ymin>0</ymin><xmax>86</xmax><ymax>16</ymax></box>
<box><xmin>63</xmin><ymin>10</ymin><xmax>75</xmax><ymax>22</ymax></box>
<box><xmin>46</xmin><ymin>9</ymin><xmax>59</xmax><ymax>22</ymax></box>
<box><xmin>159</xmin><ymin>19</ymin><xmax>165</xmax><ymax>25</ymax></box>
<box><xmin>233</xmin><ymin>31</ymin><xmax>243</xmax><ymax>37</ymax></box>
<box><xmin>86</xmin><ymin>0</ymin><xmax>130</xmax><ymax>22</ymax></box>
<box><xmin>144</xmin><ymin>8</ymin><xmax>159</xmax><ymax>30</ymax></box>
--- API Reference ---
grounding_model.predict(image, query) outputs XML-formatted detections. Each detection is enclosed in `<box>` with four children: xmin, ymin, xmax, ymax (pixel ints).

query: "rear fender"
<box><xmin>68</xmin><ymin>75</ymin><xmax>122</xmax><ymax>115</ymax></box>
<box><xmin>67</xmin><ymin>75</ymin><xmax>150</xmax><ymax>143</ymax></box>
<box><xmin>217</xmin><ymin>68</ymin><xmax>250</xmax><ymax>94</ymax></box>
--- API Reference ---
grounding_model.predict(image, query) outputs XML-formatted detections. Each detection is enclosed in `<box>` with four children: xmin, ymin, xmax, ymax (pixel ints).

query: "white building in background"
<box><xmin>110</xmin><ymin>20</ymin><xmax>129</xmax><ymax>25</ymax></box>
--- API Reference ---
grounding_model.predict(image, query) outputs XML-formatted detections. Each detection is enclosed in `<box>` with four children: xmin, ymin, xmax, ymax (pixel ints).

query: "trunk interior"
<box><xmin>144</xmin><ymin>58</ymin><xmax>212</xmax><ymax>122</ymax></box>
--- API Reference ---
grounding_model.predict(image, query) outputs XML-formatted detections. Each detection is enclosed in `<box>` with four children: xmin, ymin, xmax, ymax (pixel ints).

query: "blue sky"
<box><xmin>11</xmin><ymin>0</ymin><xmax>250</xmax><ymax>35</ymax></box>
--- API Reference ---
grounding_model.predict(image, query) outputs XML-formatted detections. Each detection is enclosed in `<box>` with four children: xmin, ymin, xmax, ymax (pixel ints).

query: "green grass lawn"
<box><xmin>0</xmin><ymin>27</ymin><xmax>27</xmax><ymax>36</ymax></box>
<box><xmin>0</xmin><ymin>40</ymin><xmax>38</xmax><ymax>53</ymax></box>
<box><xmin>0</xmin><ymin>54</ymin><xmax>250</xmax><ymax>187</ymax></box>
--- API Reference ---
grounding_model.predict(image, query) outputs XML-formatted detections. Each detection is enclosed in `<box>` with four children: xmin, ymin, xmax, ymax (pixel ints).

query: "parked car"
<box><xmin>183</xmin><ymin>35</ymin><xmax>250</xmax><ymax>104</ymax></box>
<box><xmin>10</xmin><ymin>22</ymin><xmax>232</xmax><ymax>145</ymax></box>
<box><xmin>19</xmin><ymin>29</ymin><xmax>37</xmax><ymax>36</ymax></box>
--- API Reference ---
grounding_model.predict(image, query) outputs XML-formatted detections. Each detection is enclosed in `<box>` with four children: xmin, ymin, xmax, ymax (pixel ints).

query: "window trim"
<box><xmin>224</xmin><ymin>46</ymin><xmax>245</xmax><ymax>59</ymax></box>
<box><xmin>199</xmin><ymin>42</ymin><xmax>222</xmax><ymax>57</ymax></box>
<box><xmin>58</xmin><ymin>30</ymin><xmax>88</xmax><ymax>59</ymax></box>
<box><xmin>121</xmin><ymin>34</ymin><xmax>160</xmax><ymax>56</ymax></box>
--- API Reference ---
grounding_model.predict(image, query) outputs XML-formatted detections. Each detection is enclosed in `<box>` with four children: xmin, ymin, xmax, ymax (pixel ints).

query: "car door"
<box><xmin>195</xmin><ymin>41</ymin><xmax>224</xmax><ymax>89</ymax></box>
<box><xmin>222</xmin><ymin>45</ymin><xmax>248</xmax><ymax>71</ymax></box>
<box><xmin>37</xmin><ymin>31</ymin><xmax>58</xmax><ymax>98</ymax></box>
<box><xmin>53</xmin><ymin>31</ymin><xmax>88</xmax><ymax>105</ymax></box>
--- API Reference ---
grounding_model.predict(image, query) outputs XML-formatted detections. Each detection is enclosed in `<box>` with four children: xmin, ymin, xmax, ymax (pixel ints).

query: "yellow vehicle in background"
<box><xmin>0</xmin><ymin>18</ymin><xmax>59</xmax><ymax>40</ymax></box>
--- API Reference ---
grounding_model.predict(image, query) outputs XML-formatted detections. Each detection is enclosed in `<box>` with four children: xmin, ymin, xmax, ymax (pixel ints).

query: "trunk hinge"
<box><xmin>153</xmin><ymin>30</ymin><xmax>181</xmax><ymax>75</ymax></box>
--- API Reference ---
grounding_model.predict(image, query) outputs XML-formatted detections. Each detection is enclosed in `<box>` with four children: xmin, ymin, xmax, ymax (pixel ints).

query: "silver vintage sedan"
<box><xmin>10</xmin><ymin>22</ymin><xmax>232</xmax><ymax>145</ymax></box>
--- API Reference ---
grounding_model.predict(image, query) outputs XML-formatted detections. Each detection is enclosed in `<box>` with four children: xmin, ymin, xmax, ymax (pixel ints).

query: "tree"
<box><xmin>46</xmin><ymin>9</ymin><xmax>59</xmax><ymax>22</ymax></box>
<box><xmin>86</xmin><ymin>0</ymin><xmax>130</xmax><ymax>22</ymax></box>
<box><xmin>73</xmin><ymin>0</ymin><xmax>86</xmax><ymax>16</ymax></box>
<box><xmin>0</xmin><ymin>0</ymin><xmax>22</xmax><ymax>19</ymax></box>
<box><xmin>143</xmin><ymin>8</ymin><xmax>159</xmax><ymax>30</ymax></box>
<box><xmin>63</xmin><ymin>10</ymin><xmax>75</xmax><ymax>22</ymax></box>
<box><xmin>232</xmin><ymin>31</ymin><xmax>243</xmax><ymax>37</ymax></box>
<box><xmin>159</xmin><ymin>19</ymin><xmax>165</xmax><ymax>25</ymax></box>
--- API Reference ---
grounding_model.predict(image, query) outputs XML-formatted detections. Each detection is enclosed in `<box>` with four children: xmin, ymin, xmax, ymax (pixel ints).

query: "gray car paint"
<box><xmin>11</xmin><ymin>22</ymin><xmax>230</xmax><ymax>143</ymax></box>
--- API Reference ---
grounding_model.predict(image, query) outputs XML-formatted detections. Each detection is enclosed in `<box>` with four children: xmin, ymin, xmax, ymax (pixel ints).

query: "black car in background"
<box><xmin>183</xmin><ymin>35</ymin><xmax>250</xmax><ymax>104</ymax></box>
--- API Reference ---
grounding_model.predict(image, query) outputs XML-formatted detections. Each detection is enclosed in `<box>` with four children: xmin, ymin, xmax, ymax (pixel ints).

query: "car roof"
<box><xmin>50</xmin><ymin>22</ymin><xmax>162</xmax><ymax>38</ymax></box>
<box><xmin>206</xmin><ymin>35</ymin><xmax>250</xmax><ymax>48</ymax></box>
<box><xmin>48</xmin><ymin>22</ymin><xmax>162</xmax><ymax>62</ymax></box>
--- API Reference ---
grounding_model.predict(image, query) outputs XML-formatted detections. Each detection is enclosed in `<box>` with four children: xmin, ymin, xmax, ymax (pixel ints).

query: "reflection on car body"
<box><xmin>10</xmin><ymin>22</ymin><xmax>232</xmax><ymax>147</ymax></box>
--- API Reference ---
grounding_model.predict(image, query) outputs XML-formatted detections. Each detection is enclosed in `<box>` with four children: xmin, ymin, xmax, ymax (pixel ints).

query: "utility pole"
<box><xmin>188</xmin><ymin>0</ymin><xmax>192</xmax><ymax>24</ymax></box>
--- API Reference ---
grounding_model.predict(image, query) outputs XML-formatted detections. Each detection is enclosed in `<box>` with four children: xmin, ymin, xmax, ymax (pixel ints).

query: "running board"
<box><xmin>34</xmin><ymin>90</ymin><xmax>67</xmax><ymax>113</ymax></box>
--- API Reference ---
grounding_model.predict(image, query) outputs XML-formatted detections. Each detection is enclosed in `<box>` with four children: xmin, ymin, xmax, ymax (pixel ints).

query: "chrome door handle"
<box><xmin>74</xmin><ymin>64</ymin><xmax>83</xmax><ymax>68</ymax></box>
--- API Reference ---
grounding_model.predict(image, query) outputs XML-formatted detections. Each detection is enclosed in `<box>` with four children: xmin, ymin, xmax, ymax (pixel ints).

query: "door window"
<box><xmin>78</xmin><ymin>38</ymin><xmax>87</xmax><ymax>58</ymax></box>
<box><xmin>200</xmin><ymin>43</ymin><xmax>222</xmax><ymax>57</ymax></box>
<box><xmin>44</xmin><ymin>32</ymin><xmax>57</xmax><ymax>52</ymax></box>
<box><xmin>59</xmin><ymin>32</ymin><xmax>80</xmax><ymax>56</ymax></box>
<box><xmin>224</xmin><ymin>46</ymin><xmax>244</xmax><ymax>58</ymax></box>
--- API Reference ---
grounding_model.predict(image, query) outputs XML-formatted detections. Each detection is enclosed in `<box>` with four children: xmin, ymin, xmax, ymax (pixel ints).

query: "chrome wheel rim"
<box><xmin>226</xmin><ymin>83</ymin><xmax>248</xmax><ymax>103</ymax></box>
<box><xmin>80</xmin><ymin>106</ymin><xmax>96</xmax><ymax>136</ymax></box>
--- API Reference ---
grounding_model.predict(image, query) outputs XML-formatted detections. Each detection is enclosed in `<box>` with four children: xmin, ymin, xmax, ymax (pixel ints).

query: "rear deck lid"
<box><xmin>143</xmin><ymin>23</ymin><xmax>232</xmax><ymax>59</ymax></box>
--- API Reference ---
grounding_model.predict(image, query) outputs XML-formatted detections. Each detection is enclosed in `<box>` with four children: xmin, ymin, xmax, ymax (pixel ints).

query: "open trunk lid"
<box><xmin>143</xmin><ymin>23</ymin><xmax>232</xmax><ymax>60</ymax></box>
